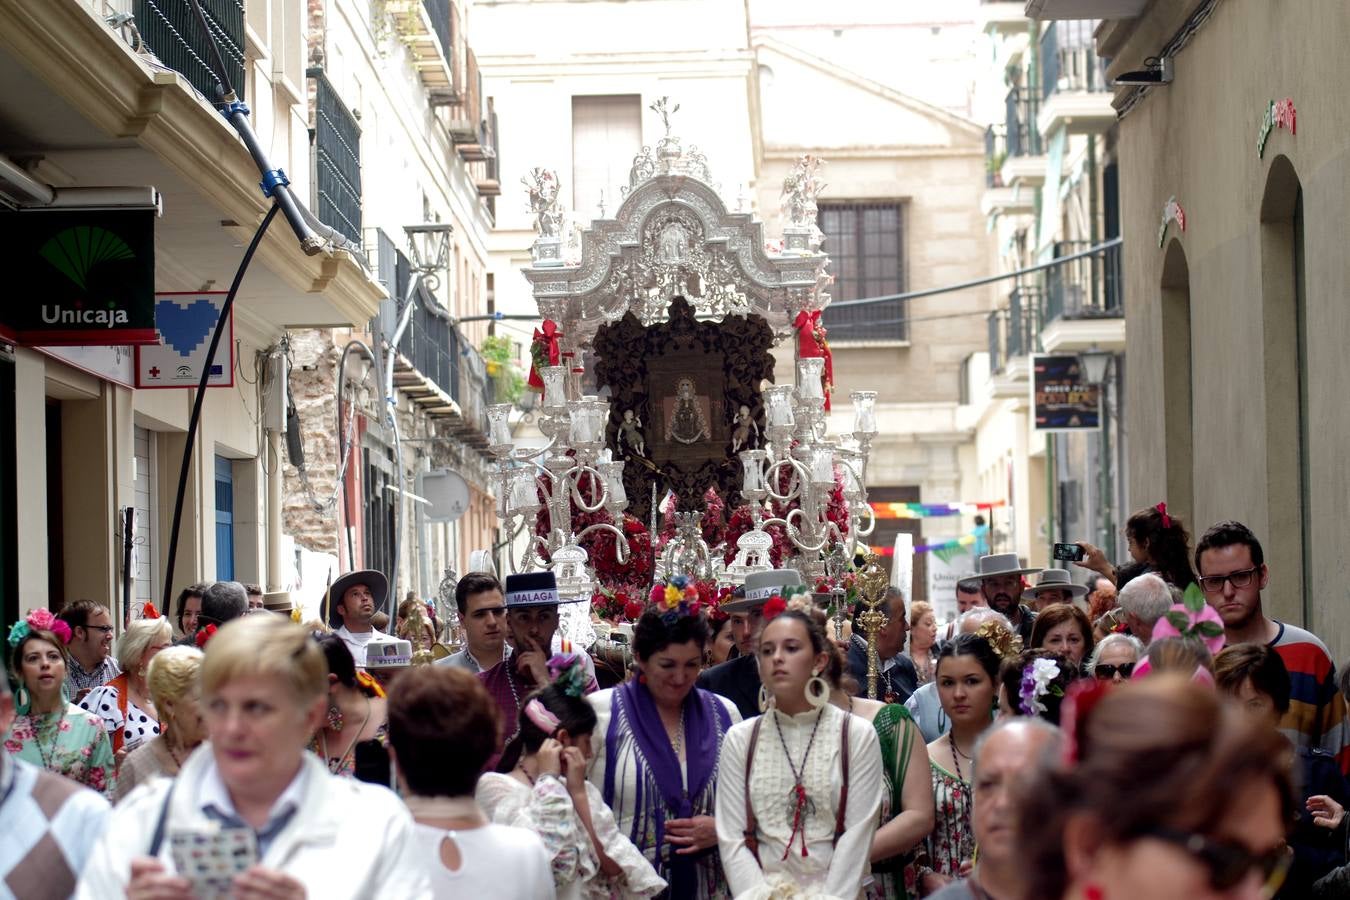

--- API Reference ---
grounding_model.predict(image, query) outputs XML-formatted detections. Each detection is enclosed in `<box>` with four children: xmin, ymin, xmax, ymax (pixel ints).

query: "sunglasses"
<box><xmin>1145</xmin><ymin>827</ymin><xmax>1290</xmax><ymax>893</ymax></box>
<box><xmin>1093</xmin><ymin>662</ymin><xmax>1134</xmax><ymax>680</ymax></box>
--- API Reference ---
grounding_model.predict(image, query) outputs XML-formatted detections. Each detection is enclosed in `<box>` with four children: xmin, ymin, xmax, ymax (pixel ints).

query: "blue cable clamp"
<box><xmin>260</xmin><ymin>168</ymin><xmax>291</xmax><ymax>198</ymax></box>
<box><xmin>220</xmin><ymin>99</ymin><xmax>251</xmax><ymax>119</ymax></box>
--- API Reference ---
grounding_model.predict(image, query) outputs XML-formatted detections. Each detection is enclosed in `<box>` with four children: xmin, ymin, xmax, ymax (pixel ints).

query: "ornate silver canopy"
<box><xmin>521</xmin><ymin>106</ymin><xmax>832</xmax><ymax>360</ymax></box>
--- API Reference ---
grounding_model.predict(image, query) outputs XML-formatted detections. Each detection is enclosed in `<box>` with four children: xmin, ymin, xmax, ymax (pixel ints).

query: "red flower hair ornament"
<box><xmin>194</xmin><ymin>624</ymin><xmax>218</xmax><ymax>649</ymax></box>
<box><xmin>761</xmin><ymin>595</ymin><xmax>787</xmax><ymax>622</ymax></box>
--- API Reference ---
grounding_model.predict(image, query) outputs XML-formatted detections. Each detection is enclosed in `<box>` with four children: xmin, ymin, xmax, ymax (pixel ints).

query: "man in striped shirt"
<box><xmin>1197</xmin><ymin>520</ymin><xmax>1349</xmax><ymax>775</ymax></box>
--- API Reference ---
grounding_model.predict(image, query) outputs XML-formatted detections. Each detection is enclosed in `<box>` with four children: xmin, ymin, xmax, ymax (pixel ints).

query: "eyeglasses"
<box><xmin>1093</xmin><ymin>662</ymin><xmax>1134</xmax><ymax>680</ymax></box>
<box><xmin>1144</xmin><ymin>826</ymin><xmax>1290</xmax><ymax>893</ymax></box>
<box><xmin>1198</xmin><ymin>566</ymin><xmax>1261</xmax><ymax>594</ymax></box>
<box><xmin>83</xmin><ymin>625</ymin><xmax>114</xmax><ymax>634</ymax></box>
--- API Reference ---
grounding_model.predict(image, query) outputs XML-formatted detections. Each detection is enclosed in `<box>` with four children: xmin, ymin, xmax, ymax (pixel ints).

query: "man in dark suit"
<box><xmin>848</xmin><ymin>586</ymin><xmax>919</xmax><ymax>704</ymax></box>
<box><xmin>697</xmin><ymin>569</ymin><xmax>803</xmax><ymax>720</ymax></box>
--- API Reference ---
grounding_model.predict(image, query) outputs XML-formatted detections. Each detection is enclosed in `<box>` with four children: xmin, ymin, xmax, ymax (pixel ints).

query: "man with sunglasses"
<box><xmin>1197</xmin><ymin>520</ymin><xmax>1350</xmax><ymax>776</ymax></box>
<box><xmin>57</xmin><ymin>599</ymin><xmax>119</xmax><ymax>701</ymax></box>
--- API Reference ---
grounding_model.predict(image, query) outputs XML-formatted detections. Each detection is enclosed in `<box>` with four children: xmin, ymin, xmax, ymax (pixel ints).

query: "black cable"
<box><xmin>184</xmin><ymin>0</ymin><xmax>237</xmax><ymax>100</ymax></box>
<box><xmin>161</xmin><ymin>204</ymin><xmax>279</xmax><ymax>609</ymax></box>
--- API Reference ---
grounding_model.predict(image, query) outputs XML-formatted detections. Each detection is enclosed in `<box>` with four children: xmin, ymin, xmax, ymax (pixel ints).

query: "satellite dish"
<box><xmin>419</xmin><ymin>469</ymin><xmax>470</xmax><ymax>523</ymax></box>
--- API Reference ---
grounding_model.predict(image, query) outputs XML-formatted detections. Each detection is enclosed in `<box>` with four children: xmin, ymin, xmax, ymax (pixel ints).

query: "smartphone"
<box><xmin>170</xmin><ymin>827</ymin><xmax>258</xmax><ymax>899</ymax></box>
<box><xmin>1052</xmin><ymin>542</ymin><xmax>1086</xmax><ymax>562</ymax></box>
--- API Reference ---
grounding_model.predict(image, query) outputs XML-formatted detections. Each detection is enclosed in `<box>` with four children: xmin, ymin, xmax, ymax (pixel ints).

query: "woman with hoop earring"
<box><xmin>716</xmin><ymin>607</ymin><xmax>883</xmax><ymax>898</ymax></box>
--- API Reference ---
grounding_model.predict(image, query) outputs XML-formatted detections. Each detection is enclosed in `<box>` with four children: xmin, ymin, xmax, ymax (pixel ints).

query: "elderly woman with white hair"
<box><xmin>1114</xmin><ymin>572</ymin><xmax>1174</xmax><ymax>644</ymax></box>
<box><xmin>77</xmin><ymin>614</ymin><xmax>428</xmax><ymax>898</ymax></box>
<box><xmin>114</xmin><ymin>646</ymin><xmax>207</xmax><ymax>802</ymax></box>
<box><xmin>1084</xmin><ymin>632</ymin><xmax>1146</xmax><ymax>684</ymax></box>
<box><xmin>79</xmin><ymin>615</ymin><xmax>174</xmax><ymax>757</ymax></box>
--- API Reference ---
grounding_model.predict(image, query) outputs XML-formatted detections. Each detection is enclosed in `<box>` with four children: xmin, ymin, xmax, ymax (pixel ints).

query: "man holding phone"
<box><xmin>479</xmin><ymin>572</ymin><xmax>598</xmax><ymax>760</ymax></box>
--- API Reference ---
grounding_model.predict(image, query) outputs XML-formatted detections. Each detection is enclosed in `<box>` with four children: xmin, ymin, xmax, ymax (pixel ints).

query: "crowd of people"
<box><xmin>2</xmin><ymin>508</ymin><xmax>1348</xmax><ymax>899</ymax></box>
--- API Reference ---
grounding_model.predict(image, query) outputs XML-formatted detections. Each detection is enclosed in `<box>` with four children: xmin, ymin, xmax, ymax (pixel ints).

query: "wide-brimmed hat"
<box><xmin>1022</xmin><ymin>568</ymin><xmax>1089</xmax><ymax>601</ymax></box>
<box><xmin>505</xmin><ymin>571</ymin><xmax>560</xmax><ymax>608</ymax></box>
<box><xmin>974</xmin><ymin>553</ymin><xmax>1041</xmax><ymax>581</ymax></box>
<box><xmin>722</xmin><ymin>569</ymin><xmax>803</xmax><ymax>614</ymax></box>
<box><xmin>364</xmin><ymin>636</ymin><xmax>412</xmax><ymax>668</ymax></box>
<box><xmin>326</xmin><ymin>570</ymin><xmax>388</xmax><ymax>627</ymax></box>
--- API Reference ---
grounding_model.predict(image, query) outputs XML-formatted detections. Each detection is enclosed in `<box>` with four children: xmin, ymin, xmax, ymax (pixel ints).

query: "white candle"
<box><xmin>796</xmin><ymin>358</ymin><xmax>825</xmax><ymax>401</ymax></box>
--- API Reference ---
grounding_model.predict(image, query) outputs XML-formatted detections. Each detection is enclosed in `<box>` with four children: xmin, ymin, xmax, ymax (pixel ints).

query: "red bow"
<box><xmin>1155</xmin><ymin>501</ymin><xmax>1171</xmax><ymax>529</ymax></box>
<box><xmin>194</xmin><ymin>624</ymin><xmax>218</xmax><ymax>649</ymax></box>
<box><xmin>526</xmin><ymin>320</ymin><xmax>562</xmax><ymax>390</ymax></box>
<box><xmin>793</xmin><ymin>310</ymin><xmax>834</xmax><ymax>411</ymax></box>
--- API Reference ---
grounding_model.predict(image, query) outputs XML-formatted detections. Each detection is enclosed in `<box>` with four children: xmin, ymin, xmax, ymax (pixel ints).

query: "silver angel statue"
<box><xmin>522</xmin><ymin>167</ymin><xmax>564</xmax><ymax>237</ymax></box>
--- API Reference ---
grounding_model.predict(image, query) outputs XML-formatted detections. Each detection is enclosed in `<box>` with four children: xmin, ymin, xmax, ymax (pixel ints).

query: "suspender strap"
<box><xmin>742</xmin><ymin>716</ymin><xmax>765</xmax><ymax>865</ymax></box>
<box><xmin>833</xmin><ymin>713</ymin><xmax>851</xmax><ymax>846</ymax></box>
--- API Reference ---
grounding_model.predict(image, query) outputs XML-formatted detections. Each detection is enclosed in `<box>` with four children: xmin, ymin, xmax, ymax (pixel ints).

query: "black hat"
<box><xmin>504</xmin><ymin>571</ymin><xmax>560</xmax><ymax>608</ymax></box>
<box><xmin>326</xmin><ymin>570</ymin><xmax>388</xmax><ymax>627</ymax></box>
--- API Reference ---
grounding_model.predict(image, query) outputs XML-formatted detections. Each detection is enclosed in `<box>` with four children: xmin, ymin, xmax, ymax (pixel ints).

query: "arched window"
<box><xmin>1259</xmin><ymin>155</ymin><xmax>1310</xmax><ymax>622</ymax></box>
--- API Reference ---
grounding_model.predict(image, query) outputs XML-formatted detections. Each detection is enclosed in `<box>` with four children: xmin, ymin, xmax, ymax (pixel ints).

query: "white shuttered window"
<box><xmin>571</xmin><ymin>95</ymin><xmax>642</xmax><ymax>224</ymax></box>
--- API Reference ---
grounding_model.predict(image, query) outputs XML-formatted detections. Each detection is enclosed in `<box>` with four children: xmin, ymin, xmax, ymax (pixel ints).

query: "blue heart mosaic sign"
<box><xmin>135</xmin><ymin>292</ymin><xmax>234</xmax><ymax>389</ymax></box>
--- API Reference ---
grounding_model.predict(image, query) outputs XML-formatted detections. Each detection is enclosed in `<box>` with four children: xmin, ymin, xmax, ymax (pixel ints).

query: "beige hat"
<box><xmin>974</xmin><ymin>553</ymin><xmax>1042</xmax><ymax>580</ymax></box>
<box><xmin>1022</xmin><ymin>568</ymin><xmax>1089</xmax><ymax>601</ymax></box>
<box><xmin>721</xmin><ymin>569</ymin><xmax>804</xmax><ymax>614</ymax></box>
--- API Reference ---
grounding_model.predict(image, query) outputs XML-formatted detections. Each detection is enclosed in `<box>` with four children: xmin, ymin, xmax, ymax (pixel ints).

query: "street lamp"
<box><xmin>1077</xmin><ymin>345</ymin><xmax>1115</xmax><ymax>560</ymax></box>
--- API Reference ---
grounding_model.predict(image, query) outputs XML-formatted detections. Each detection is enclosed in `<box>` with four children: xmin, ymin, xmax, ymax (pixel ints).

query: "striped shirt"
<box><xmin>64</xmin><ymin>655</ymin><xmax>120</xmax><ymax>697</ymax></box>
<box><xmin>1269</xmin><ymin>621</ymin><xmax>1350</xmax><ymax>776</ymax></box>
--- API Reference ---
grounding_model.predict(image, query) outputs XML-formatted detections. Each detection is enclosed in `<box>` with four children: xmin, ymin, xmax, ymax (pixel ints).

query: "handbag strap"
<box><xmin>146</xmin><ymin>780</ymin><xmax>176</xmax><ymax>858</ymax></box>
<box><xmin>742</xmin><ymin>716</ymin><xmax>765</xmax><ymax>865</ymax></box>
<box><xmin>833</xmin><ymin>712</ymin><xmax>850</xmax><ymax>846</ymax></box>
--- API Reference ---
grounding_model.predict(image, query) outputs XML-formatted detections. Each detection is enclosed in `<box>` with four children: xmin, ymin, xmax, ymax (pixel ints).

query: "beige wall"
<box><xmin>1112</xmin><ymin>0</ymin><xmax>1350</xmax><ymax>658</ymax></box>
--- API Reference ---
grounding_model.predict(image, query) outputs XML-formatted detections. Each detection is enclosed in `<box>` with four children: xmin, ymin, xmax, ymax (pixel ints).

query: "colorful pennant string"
<box><xmin>869</xmin><ymin>500</ymin><xmax>1006</xmax><ymax>519</ymax></box>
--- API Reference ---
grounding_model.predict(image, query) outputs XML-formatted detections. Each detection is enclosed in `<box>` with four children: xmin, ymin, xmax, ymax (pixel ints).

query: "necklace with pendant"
<box><xmin>772</xmin><ymin>708</ymin><xmax>824</xmax><ymax>860</ymax></box>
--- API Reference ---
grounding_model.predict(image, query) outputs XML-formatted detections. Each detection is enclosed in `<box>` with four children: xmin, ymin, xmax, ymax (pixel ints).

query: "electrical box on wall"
<box><xmin>262</xmin><ymin>351</ymin><xmax>288</xmax><ymax>432</ymax></box>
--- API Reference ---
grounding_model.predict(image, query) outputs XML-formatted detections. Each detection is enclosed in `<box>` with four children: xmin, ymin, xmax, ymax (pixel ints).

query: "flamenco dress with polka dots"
<box><xmin>80</xmin><ymin>674</ymin><xmax>159</xmax><ymax>755</ymax></box>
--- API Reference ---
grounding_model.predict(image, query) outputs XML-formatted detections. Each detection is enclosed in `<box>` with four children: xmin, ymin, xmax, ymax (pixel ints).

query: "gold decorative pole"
<box><xmin>854</xmin><ymin>553</ymin><xmax>891</xmax><ymax>700</ymax></box>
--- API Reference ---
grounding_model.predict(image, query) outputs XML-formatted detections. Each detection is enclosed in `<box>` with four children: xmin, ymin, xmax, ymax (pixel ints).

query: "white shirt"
<box><xmin>412</xmin><ymin>822</ymin><xmax>556</xmax><ymax>899</ymax></box>
<box><xmin>716</xmin><ymin>704</ymin><xmax>883</xmax><ymax>900</ymax></box>
<box><xmin>199</xmin><ymin>757</ymin><xmax>308</xmax><ymax>857</ymax></box>
<box><xmin>334</xmin><ymin>626</ymin><xmax>390</xmax><ymax>668</ymax></box>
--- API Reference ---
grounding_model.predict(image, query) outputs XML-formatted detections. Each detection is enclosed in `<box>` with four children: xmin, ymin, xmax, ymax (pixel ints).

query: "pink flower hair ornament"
<box><xmin>1149</xmin><ymin>583</ymin><xmax>1226</xmax><ymax>656</ymax></box>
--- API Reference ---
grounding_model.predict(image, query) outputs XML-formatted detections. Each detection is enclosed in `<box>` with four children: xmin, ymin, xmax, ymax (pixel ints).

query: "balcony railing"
<box><xmin>984</xmin><ymin>125</ymin><xmax>1007</xmax><ymax>188</ymax></box>
<box><xmin>310</xmin><ymin>68</ymin><xmax>362</xmax><ymax>244</ymax></box>
<box><xmin>134</xmin><ymin>0</ymin><xmax>245</xmax><ymax>102</ymax></box>
<box><xmin>987</xmin><ymin>285</ymin><xmax>1043</xmax><ymax>375</ymax></box>
<box><xmin>1040</xmin><ymin>20</ymin><xmax>1110</xmax><ymax>98</ymax></box>
<box><xmin>1043</xmin><ymin>240</ymin><xmax>1123</xmax><ymax>320</ymax></box>
<box><xmin>1005</xmin><ymin>86</ymin><xmax>1042</xmax><ymax>157</ymax></box>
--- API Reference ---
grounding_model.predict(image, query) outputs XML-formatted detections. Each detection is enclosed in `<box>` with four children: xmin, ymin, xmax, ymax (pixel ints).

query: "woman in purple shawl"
<box><xmin>587</xmin><ymin>608</ymin><xmax>741</xmax><ymax>899</ymax></box>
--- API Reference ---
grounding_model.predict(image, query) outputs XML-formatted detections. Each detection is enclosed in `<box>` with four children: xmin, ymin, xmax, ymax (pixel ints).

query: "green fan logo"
<box><xmin>39</xmin><ymin>225</ymin><xmax>136</xmax><ymax>290</ymax></box>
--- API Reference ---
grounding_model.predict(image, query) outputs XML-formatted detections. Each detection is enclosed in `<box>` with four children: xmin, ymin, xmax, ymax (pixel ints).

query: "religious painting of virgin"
<box><xmin>663</xmin><ymin>377</ymin><xmax>712</xmax><ymax>445</ymax></box>
<box><xmin>648</xmin><ymin>365</ymin><xmax>723</xmax><ymax>467</ymax></box>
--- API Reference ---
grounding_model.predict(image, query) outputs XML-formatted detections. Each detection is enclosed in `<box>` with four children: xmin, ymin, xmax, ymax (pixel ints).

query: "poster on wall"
<box><xmin>927</xmin><ymin>552</ymin><xmax>976</xmax><ymax>626</ymax></box>
<box><xmin>135</xmin><ymin>292</ymin><xmax>233</xmax><ymax>389</ymax></box>
<box><xmin>1031</xmin><ymin>354</ymin><xmax>1100</xmax><ymax>432</ymax></box>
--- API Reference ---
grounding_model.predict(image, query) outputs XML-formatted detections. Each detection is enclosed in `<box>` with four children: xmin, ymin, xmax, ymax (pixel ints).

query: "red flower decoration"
<box><xmin>142</xmin><ymin>601</ymin><xmax>161</xmax><ymax>620</ymax></box>
<box><xmin>623</xmin><ymin>596</ymin><xmax>646</xmax><ymax>621</ymax></box>
<box><xmin>762</xmin><ymin>595</ymin><xmax>787</xmax><ymax>622</ymax></box>
<box><xmin>194</xmin><ymin>624</ymin><xmax>218</xmax><ymax>648</ymax></box>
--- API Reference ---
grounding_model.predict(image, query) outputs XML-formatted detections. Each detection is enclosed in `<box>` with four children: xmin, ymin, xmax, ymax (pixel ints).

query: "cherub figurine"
<box><xmin>731</xmin><ymin>404</ymin><xmax>759</xmax><ymax>453</ymax></box>
<box><xmin>618</xmin><ymin>409</ymin><xmax>646</xmax><ymax>457</ymax></box>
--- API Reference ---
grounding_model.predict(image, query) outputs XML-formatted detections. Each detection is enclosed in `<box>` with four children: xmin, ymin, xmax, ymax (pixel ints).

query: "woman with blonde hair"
<box><xmin>80</xmin><ymin>615</ymin><xmax>174</xmax><ymax>756</ymax></box>
<box><xmin>78</xmin><ymin>615</ymin><xmax>428</xmax><ymax>897</ymax></box>
<box><xmin>114</xmin><ymin>646</ymin><xmax>207</xmax><ymax>801</ymax></box>
<box><xmin>906</xmin><ymin>602</ymin><xmax>939</xmax><ymax>687</ymax></box>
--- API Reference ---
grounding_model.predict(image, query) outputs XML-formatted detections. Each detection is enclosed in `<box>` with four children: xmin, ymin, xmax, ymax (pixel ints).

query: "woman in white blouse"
<box><xmin>716</xmin><ymin>608</ymin><xmax>883</xmax><ymax>899</ymax></box>
<box><xmin>477</xmin><ymin>656</ymin><xmax>666</xmax><ymax>900</ymax></box>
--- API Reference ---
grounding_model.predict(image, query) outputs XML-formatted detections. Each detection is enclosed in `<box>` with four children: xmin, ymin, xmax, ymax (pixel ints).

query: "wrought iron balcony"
<box><xmin>1043</xmin><ymin>240</ymin><xmax>1122</xmax><ymax>321</ymax></box>
<box><xmin>1005</xmin><ymin>86</ymin><xmax>1042</xmax><ymax>157</ymax></box>
<box><xmin>987</xmin><ymin>284</ymin><xmax>1043</xmax><ymax>375</ymax></box>
<box><xmin>310</xmin><ymin>68</ymin><xmax>363</xmax><ymax>245</ymax></box>
<box><xmin>133</xmin><ymin>0</ymin><xmax>245</xmax><ymax>102</ymax></box>
<box><xmin>1040</xmin><ymin>20</ymin><xmax>1110</xmax><ymax>98</ymax></box>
